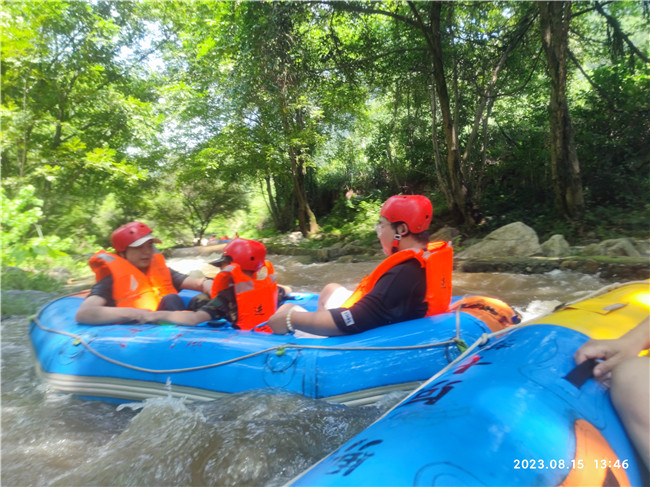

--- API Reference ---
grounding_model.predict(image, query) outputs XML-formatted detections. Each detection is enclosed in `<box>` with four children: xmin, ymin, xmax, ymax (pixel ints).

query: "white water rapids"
<box><xmin>2</xmin><ymin>254</ymin><xmax>612</xmax><ymax>486</ymax></box>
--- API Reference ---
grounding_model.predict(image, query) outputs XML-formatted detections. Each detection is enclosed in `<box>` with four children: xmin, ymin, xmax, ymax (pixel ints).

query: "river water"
<box><xmin>1</xmin><ymin>254</ymin><xmax>613</xmax><ymax>487</ymax></box>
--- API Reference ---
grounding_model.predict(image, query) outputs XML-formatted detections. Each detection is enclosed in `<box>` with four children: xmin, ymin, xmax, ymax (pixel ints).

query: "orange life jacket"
<box><xmin>210</xmin><ymin>261</ymin><xmax>278</xmax><ymax>331</ymax></box>
<box><xmin>88</xmin><ymin>250</ymin><xmax>177</xmax><ymax>311</ymax></box>
<box><xmin>342</xmin><ymin>241</ymin><xmax>453</xmax><ymax>316</ymax></box>
<box><xmin>448</xmin><ymin>296</ymin><xmax>521</xmax><ymax>332</ymax></box>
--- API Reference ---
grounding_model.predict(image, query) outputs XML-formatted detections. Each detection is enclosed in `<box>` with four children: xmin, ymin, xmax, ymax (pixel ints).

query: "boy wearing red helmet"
<box><xmin>75</xmin><ymin>222</ymin><xmax>213</xmax><ymax>325</ymax></box>
<box><xmin>267</xmin><ymin>195</ymin><xmax>453</xmax><ymax>336</ymax></box>
<box><xmin>149</xmin><ymin>238</ymin><xmax>290</xmax><ymax>329</ymax></box>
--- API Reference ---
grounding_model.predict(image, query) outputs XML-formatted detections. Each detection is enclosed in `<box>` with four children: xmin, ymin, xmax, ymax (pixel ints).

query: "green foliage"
<box><xmin>316</xmin><ymin>193</ymin><xmax>384</xmax><ymax>246</ymax></box>
<box><xmin>0</xmin><ymin>0</ymin><xmax>161</xmax><ymax>242</ymax></box>
<box><xmin>1</xmin><ymin>267</ymin><xmax>63</xmax><ymax>292</ymax></box>
<box><xmin>221</xmin><ymin>189</ymin><xmax>281</xmax><ymax>240</ymax></box>
<box><xmin>573</xmin><ymin>63</ymin><xmax>650</xmax><ymax>208</ymax></box>
<box><xmin>0</xmin><ymin>185</ymin><xmax>72</xmax><ymax>267</ymax></box>
<box><xmin>0</xmin><ymin>0</ymin><xmax>648</xmax><ymax>283</ymax></box>
<box><xmin>151</xmin><ymin>168</ymin><xmax>249</xmax><ymax>243</ymax></box>
<box><xmin>581</xmin><ymin>204</ymin><xmax>650</xmax><ymax>241</ymax></box>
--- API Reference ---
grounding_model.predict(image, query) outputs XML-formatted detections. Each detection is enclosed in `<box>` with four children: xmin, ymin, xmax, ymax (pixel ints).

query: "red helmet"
<box><xmin>111</xmin><ymin>221</ymin><xmax>161</xmax><ymax>252</ymax></box>
<box><xmin>380</xmin><ymin>195</ymin><xmax>433</xmax><ymax>233</ymax></box>
<box><xmin>222</xmin><ymin>238</ymin><xmax>266</xmax><ymax>272</ymax></box>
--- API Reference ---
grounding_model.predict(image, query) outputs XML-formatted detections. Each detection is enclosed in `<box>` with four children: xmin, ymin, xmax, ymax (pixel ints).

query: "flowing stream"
<box><xmin>2</xmin><ymin>254</ymin><xmax>613</xmax><ymax>487</ymax></box>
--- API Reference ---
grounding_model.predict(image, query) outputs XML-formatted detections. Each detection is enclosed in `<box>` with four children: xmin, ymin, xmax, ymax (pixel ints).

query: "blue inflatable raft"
<box><xmin>289</xmin><ymin>280</ymin><xmax>649</xmax><ymax>486</ymax></box>
<box><xmin>29</xmin><ymin>291</ymin><xmax>499</xmax><ymax>406</ymax></box>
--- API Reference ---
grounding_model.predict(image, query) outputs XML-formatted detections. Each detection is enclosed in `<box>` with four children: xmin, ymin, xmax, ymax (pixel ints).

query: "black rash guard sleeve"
<box><xmin>88</xmin><ymin>276</ymin><xmax>116</xmax><ymax>306</ymax></box>
<box><xmin>169</xmin><ymin>268</ymin><xmax>189</xmax><ymax>290</ymax></box>
<box><xmin>328</xmin><ymin>258</ymin><xmax>427</xmax><ymax>334</ymax></box>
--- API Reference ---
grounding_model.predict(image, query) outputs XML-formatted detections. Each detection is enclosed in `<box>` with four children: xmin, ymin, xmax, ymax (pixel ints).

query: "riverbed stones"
<box><xmin>581</xmin><ymin>238</ymin><xmax>642</xmax><ymax>258</ymax></box>
<box><xmin>541</xmin><ymin>234</ymin><xmax>571</xmax><ymax>257</ymax></box>
<box><xmin>456</xmin><ymin>222</ymin><xmax>542</xmax><ymax>259</ymax></box>
<box><xmin>168</xmin><ymin>243</ymin><xmax>228</xmax><ymax>258</ymax></box>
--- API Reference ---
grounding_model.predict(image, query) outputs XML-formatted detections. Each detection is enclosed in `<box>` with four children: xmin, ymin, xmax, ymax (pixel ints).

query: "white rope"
<box><xmin>380</xmin><ymin>280</ymin><xmax>650</xmax><ymax>422</ymax></box>
<box><xmin>351</xmin><ymin>322</ymin><xmax>524</xmax><ymax>432</ymax></box>
<box><xmin>31</xmin><ymin>308</ymin><xmax>468</xmax><ymax>375</ymax></box>
<box><xmin>37</xmin><ymin>280</ymin><xmax>643</xmax><ymax>377</ymax></box>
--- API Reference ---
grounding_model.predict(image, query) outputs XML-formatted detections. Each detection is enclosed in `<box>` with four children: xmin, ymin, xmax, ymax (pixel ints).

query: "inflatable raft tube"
<box><xmin>289</xmin><ymin>280</ymin><xmax>649</xmax><ymax>486</ymax></box>
<box><xmin>29</xmin><ymin>292</ymin><xmax>508</xmax><ymax>406</ymax></box>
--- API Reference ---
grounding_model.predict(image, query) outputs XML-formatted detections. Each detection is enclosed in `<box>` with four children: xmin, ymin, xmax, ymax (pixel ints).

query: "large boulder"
<box><xmin>582</xmin><ymin>238</ymin><xmax>642</xmax><ymax>258</ymax></box>
<box><xmin>541</xmin><ymin>234</ymin><xmax>571</xmax><ymax>257</ymax></box>
<box><xmin>456</xmin><ymin>222</ymin><xmax>542</xmax><ymax>259</ymax></box>
<box><xmin>635</xmin><ymin>240</ymin><xmax>650</xmax><ymax>257</ymax></box>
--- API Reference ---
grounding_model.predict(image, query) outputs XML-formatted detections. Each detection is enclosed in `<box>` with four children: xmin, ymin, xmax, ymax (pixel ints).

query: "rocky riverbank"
<box><xmin>3</xmin><ymin>221</ymin><xmax>647</xmax><ymax>318</ymax></box>
<box><xmin>455</xmin><ymin>256</ymin><xmax>649</xmax><ymax>281</ymax></box>
<box><xmin>253</xmin><ymin>221</ymin><xmax>650</xmax><ymax>282</ymax></box>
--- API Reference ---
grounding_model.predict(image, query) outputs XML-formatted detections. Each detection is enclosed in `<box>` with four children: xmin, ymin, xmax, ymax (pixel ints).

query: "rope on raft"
<box><xmin>31</xmin><ymin>279</ymin><xmax>648</xmax><ymax>376</ymax></box>
<box><xmin>31</xmin><ymin>307</ymin><xmax>468</xmax><ymax>375</ymax></box>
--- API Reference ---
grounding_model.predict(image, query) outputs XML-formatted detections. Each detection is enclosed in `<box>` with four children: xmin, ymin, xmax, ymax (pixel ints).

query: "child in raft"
<box><xmin>150</xmin><ymin>238</ymin><xmax>290</xmax><ymax>331</ymax></box>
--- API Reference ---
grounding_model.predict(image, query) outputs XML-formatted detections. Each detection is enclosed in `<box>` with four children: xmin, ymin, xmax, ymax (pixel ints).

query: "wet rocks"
<box><xmin>540</xmin><ymin>235</ymin><xmax>571</xmax><ymax>257</ymax></box>
<box><xmin>581</xmin><ymin>238</ymin><xmax>643</xmax><ymax>258</ymax></box>
<box><xmin>453</xmin><ymin>222</ymin><xmax>648</xmax><ymax>280</ymax></box>
<box><xmin>1</xmin><ymin>289</ymin><xmax>58</xmax><ymax>317</ymax></box>
<box><xmin>455</xmin><ymin>222</ymin><xmax>542</xmax><ymax>259</ymax></box>
<box><xmin>166</xmin><ymin>222</ymin><xmax>648</xmax><ymax>281</ymax></box>
<box><xmin>431</xmin><ymin>226</ymin><xmax>461</xmax><ymax>243</ymax></box>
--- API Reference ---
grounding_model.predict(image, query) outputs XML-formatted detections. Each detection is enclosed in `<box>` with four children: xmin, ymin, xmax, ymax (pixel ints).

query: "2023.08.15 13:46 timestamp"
<box><xmin>513</xmin><ymin>459</ymin><xmax>629</xmax><ymax>470</ymax></box>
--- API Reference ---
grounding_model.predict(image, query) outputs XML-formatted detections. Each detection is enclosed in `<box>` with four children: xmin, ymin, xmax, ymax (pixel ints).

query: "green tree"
<box><xmin>158</xmin><ymin>150</ymin><xmax>248</xmax><ymax>241</ymax></box>
<box><xmin>569</xmin><ymin>1</ymin><xmax>649</xmax><ymax>218</ymax></box>
<box><xmin>149</xmin><ymin>2</ymin><xmax>367</xmax><ymax>236</ymax></box>
<box><xmin>0</xmin><ymin>185</ymin><xmax>70</xmax><ymax>267</ymax></box>
<box><xmin>328</xmin><ymin>1</ymin><xmax>539</xmax><ymax>227</ymax></box>
<box><xmin>540</xmin><ymin>1</ymin><xmax>585</xmax><ymax>221</ymax></box>
<box><xmin>1</xmin><ymin>1</ymin><xmax>160</xmax><ymax>240</ymax></box>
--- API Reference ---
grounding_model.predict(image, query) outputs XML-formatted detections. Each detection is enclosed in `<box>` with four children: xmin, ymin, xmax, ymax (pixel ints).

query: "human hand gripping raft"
<box><xmin>574</xmin><ymin>317</ymin><xmax>650</xmax><ymax>469</ymax></box>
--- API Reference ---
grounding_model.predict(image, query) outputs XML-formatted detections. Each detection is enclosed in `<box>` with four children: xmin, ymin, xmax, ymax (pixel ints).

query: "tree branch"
<box><xmin>322</xmin><ymin>47</ymin><xmax>428</xmax><ymax>72</ymax></box>
<box><xmin>567</xmin><ymin>48</ymin><xmax>621</xmax><ymax>111</ymax></box>
<box><xmin>594</xmin><ymin>2</ymin><xmax>650</xmax><ymax>63</ymax></box>
<box><xmin>494</xmin><ymin>47</ymin><xmax>543</xmax><ymax>98</ymax></box>
<box><xmin>322</xmin><ymin>1</ymin><xmax>421</xmax><ymax>30</ymax></box>
<box><xmin>463</xmin><ymin>6</ymin><xmax>537</xmax><ymax>162</ymax></box>
<box><xmin>571</xmin><ymin>1</ymin><xmax>615</xmax><ymax>18</ymax></box>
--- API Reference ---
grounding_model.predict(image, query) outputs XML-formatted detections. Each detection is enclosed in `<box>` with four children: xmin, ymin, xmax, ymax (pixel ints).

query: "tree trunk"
<box><xmin>289</xmin><ymin>146</ymin><xmax>319</xmax><ymax>236</ymax></box>
<box><xmin>262</xmin><ymin>177</ymin><xmax>280</xmax><ymax>229</ymax></box>
<box><xmin>428</xmin><ymin>2</ymin><xmax>476</xmax><ymax>226</ymax></box>
<box><xmin>281</xmin><ymin>107</ymin><xmax>319</xmax><ymax>237</ymax></box>
<box><xmin>427</xmin><ymin>82</ymin><xmax>454</xmax><ymax>207</ymax></box>
<box><xmin>539</xmin><ymin>1</ymin><xmax>585</xmax><ymax>220</ymax></box>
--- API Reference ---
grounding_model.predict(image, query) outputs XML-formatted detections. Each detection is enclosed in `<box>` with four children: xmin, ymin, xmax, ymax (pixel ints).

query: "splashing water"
<box><xmin>3</xmin><ymin>256</ymin><xmax>616</xmax><ymax>486</ymax></box>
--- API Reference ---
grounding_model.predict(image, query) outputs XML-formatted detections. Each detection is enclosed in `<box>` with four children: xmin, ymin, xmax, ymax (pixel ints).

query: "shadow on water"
<box><xmin>1</xmin><ymin>255</ymin><xmax>616</xmax><ymax>487</ymax></box>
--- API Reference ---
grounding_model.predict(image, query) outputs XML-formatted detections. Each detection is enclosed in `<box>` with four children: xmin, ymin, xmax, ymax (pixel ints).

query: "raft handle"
<box><xmin>563</xmin><ymin>358</ymin><xmax>598</xmax><ymax>389</ymax></box>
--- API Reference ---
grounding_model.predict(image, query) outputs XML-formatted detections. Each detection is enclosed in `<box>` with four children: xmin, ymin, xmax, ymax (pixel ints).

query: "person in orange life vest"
<box><xmin>148</xmin><ymin>238</ymin><xmax>291</xmax><ymax>328</ymax></box>
<box><xmin>267</xmin><ymin>195</ymin><xmax>453</xmax><ymax>336</ymax></box>
<box><xmin>75</xmin><ymin>221</ymin><xmax>213</xmax><ymax>325</ymax></box>
<box><xmin>574</xmin><ymin>317</ymin><xmax>649</xmax><ymax>469</ymax></box>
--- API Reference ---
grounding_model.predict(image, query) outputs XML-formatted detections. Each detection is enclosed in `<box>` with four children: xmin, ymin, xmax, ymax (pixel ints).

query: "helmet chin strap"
<box><xmin>391</xmin><ymin>234</ymin><xmax>402</xmax><ymax>254</ymax></box>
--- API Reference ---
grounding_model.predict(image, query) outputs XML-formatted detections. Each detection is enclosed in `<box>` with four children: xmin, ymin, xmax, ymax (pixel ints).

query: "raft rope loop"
<box><xmin>31</xmin><ymin>300</ymin><xmax>467</xmax><ymax>375</ymax></box>
<box><xmin>32</xmin><ymin>280</ymin><xmax>647</xmax><ymax>376</ymax></box>
<box><xmin>348</xmin><ymin>279</ymin><xmax>650</xmax><ymax>426</ymax></box>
